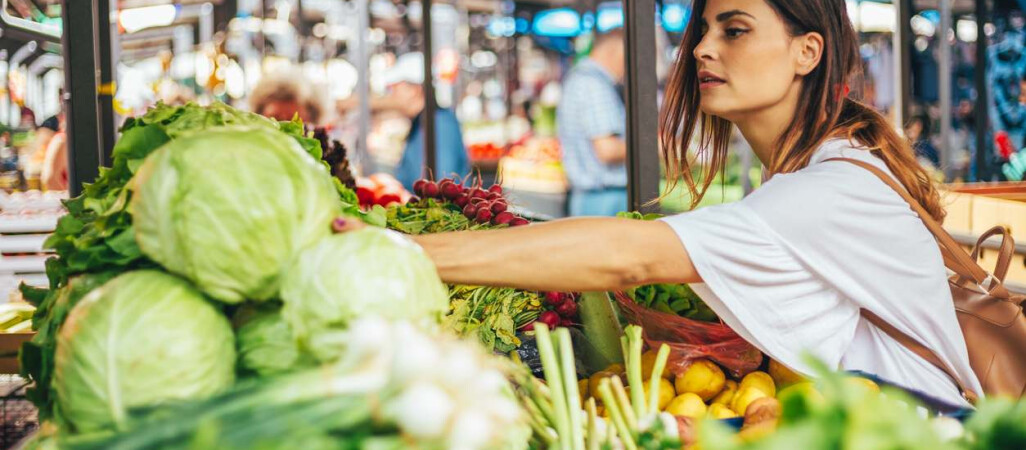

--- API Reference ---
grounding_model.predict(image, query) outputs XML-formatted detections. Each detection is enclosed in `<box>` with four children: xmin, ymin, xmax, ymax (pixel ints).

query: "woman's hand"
<box><xmin>331</xmin><ymin>217</ymin><xmax>367</xmax><ymax>233</ymax></box>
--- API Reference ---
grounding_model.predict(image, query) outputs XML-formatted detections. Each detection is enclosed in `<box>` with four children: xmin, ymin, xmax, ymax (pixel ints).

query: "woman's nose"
<box><xmin>693</xmin><ymin>36</ymin><xmax>715</xmax><ymax>62</ymax></box>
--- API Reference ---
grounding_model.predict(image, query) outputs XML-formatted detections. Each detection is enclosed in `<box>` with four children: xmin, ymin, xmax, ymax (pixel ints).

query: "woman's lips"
<box><xmin>698</xmin><ymin>70</ymin><xmax>726</xmax><ymax>90</ymax></box>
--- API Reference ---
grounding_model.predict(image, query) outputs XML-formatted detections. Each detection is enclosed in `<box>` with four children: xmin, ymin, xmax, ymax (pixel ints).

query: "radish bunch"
<box><xmin>522</xmin><ymin>292</ymin><xmax>579</xmax><ymax>331</ymax></box>
<box><xmin>412</xmin><ymin>177</ymin><xmax>530</xmax><ymax>227</ymax></box>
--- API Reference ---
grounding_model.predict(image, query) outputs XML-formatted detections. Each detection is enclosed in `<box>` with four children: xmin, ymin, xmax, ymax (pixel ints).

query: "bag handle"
<box><xmin>969</xmin><ymin>225</ymin><xmax>1014</xmax><ymax>283</ymax></box>
<box><xmin>824</xmin><ymin>158</ymin><xmax>1012</xmax><ymax>299</ymax></box>
<box><xmin>824</xmin><ymin>157</ymin><xmax>986</xmax><ymax>403</ymax></box>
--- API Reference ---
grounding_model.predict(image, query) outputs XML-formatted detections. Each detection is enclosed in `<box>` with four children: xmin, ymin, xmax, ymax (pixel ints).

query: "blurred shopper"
<box><xmin>249</xmin><ymin>70</ymin><xmax>325</xmax><ymax>126</ymax></box>
<box><xmin>905</xmin><ymin>115</ymin><xmax>940</xmax><ymax>168</ymax></box>
<box><xmin>40</xmin><ymin>111</ymin><xmax>67</xmax><ymax>191</ymax></box>
<box><xmin>379</xmin><ymin>53</ymin><xmax>470</xmax><ymax>191</ymax></box>
<box><xmin>557</xmin><ymin>28</ymin><xmax>628</xmax><ymax>216</ymax></box>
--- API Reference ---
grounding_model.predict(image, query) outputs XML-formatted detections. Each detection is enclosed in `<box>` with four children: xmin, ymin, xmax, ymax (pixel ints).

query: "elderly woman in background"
<box><xmin>249</xmin><ymin>70</ymin><xmax>326</xmax><ymax>126</ymax></box>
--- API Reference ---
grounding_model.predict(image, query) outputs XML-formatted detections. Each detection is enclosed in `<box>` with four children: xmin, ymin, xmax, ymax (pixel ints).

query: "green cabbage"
<box><xmin>280</xmin><ymin>229</ymin><xmax>448</xmax><ymax>361</ymax></box>
<box><xmin>130</xmin><ymin>127</ymin><xmax>341</xmax><ymax>303</ymax></box>
<box><xmin>54</xmin><ymin>271</ymin><xmax>235</xmax><ymax>433</ymax></box>
<box><xmin>234</xmin><ymin>303</ymin><xmax>315</xmax><ymax>377</ymax></box>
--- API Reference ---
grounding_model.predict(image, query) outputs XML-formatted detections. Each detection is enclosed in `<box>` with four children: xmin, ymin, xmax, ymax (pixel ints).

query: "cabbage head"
<box><xmin>233</xmin><ymin>303</ymin><xmax>316</xmax><ymax>377</ymax></box>
<box><xmin>130</xmin><ymin>127</ymin><xmax>341</xmax><ymax>303</ymax></box>
<box><xmin>280</xmin><ymin>229</ymin><xmax>448</xmax><ymax>361</ymax></box>
<box><xmin>54</xmin><ymin>270</ymin><xmax>235</xmax><ymax>433</ymax></box>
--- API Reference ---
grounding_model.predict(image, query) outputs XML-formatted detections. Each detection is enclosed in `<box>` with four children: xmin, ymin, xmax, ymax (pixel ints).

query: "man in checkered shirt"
<box><xmin>557</xmin><ymin>27</ymin><xmax>628</xmax><ymax>216</ymax></box>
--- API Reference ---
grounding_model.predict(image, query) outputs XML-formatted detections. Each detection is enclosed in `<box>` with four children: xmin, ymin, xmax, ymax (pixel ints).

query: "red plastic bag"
<box><xmin>614</xmin><ymin>292</ymin><xmax>763</xmax><ymax>378</ymax></box>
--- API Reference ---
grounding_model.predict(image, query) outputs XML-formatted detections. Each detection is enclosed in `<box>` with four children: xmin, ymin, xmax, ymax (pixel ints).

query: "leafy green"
<box><xmin>54</xmin><ymin>271</ymin><xmax>236</xmax><ymax>434</ymax></box>
<box><xmin>626</xmin><ymin>283</ymin><xmax>717</xmax><ymax>322</ymax></box>
<box><xmin>444</xmin><ymin>285</ymin><xmax>543</xmax><ymax>353</ymax></box>
<box><xmin>26</xmin><ymin>101</ymin><xmax>362</xmax><ymax>419</ymax></box>
<box><xmin>959</xmin><ymin>397</ymin><xmax>1026</xmax><ymax>450</ymax></box>
<box><xmin>130</xmin><ymin>127</ymin><xmax>341</xmax><ymax>303</ymax></box>
<box><xmin>233</xmin><ymin>303</ymin><xmax>316</xmax><ymax>378</ymax></box>
<box><xmin>279</xmin><ymin>229</ymin><xmax>450</xmax><ymax>361</ymax></box>
<box><xmin>18</xmin><ymin>272</ymin><xmax>120</xmax><ymax>421</ymax></box>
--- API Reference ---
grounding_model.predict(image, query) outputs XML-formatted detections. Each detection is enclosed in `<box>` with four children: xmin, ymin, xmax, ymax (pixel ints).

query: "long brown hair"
<box><xmin>659</xmin><ymin>0</ymin><xmax>945</xmax><ymax>221</ymax></box>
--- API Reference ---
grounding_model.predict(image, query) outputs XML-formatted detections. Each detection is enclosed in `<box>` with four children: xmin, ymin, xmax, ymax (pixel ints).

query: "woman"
<box><xmin>341</xmin><ymin>0</ymin><xmax>981</xmax><ymax>406</ymax></box>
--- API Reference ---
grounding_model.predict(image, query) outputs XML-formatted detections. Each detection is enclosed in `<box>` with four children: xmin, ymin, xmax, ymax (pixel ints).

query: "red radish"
<box><xmin>422</xmin><ymin>181</ymin><xmax>440</xmax><ymax>198</ymax></box>
<box><xmin>559</xmin><ymin>318</ymin><xmax>575</xmax><ymax>328</ymax></box>
<box><xmin>520</xmin><ymin>321</ymin><xmax>536</xmax><ymax>331</ymax></box>
<box><xmin>469</xmin><ymin>197</ymin><xmax>487</xmax><ymax>205</ymax></box>
<box><xmin>413</xmin><ymin>179</ymin><xmax>427</xmax><ymax>197</ymax></box>
<box><xmin>356</xmin><ymin>187</ymin><xmax>374</xmax><ymax>205</ymax></box>
<box><xmin>488</xmin><ymin>184</ymin><xmax>503</xmax><ymax>194</ymax></box>
<box><xmin>463</xmin><ymin>204</ymin><xmax>479</xmax><ymax>219</ymax></box>
<box><xmin>475</xmin><ymin>208</ymin><xmax>493</xmax><ymax>223</ymax></box>
<box><xmin>470</xmin><ymin>188</ymin><xmax>488</xmax><ymax>199</ymax></box>
<box><xmin>486</xmin><ymin>192</ymin><xmax>501</xmax><ymax>201</ymax></box>
<box><xmin>441</xmin><ymin>182</ymin><xmax>463</xmax><ymax>200</ymax></box>
<box><xmin>509</xmin><ymin>218</ymin><xmax>530</xmax><ymax>227</ymax></box>
<box><xmin>375</xmin><ymin>194</ymin><xmax>401</xmax><ymax>207</ymax></box>
<box><xmin>538</xmin><ymin>311</ymin><xmax>560</xmax><ymax>328</ymax></box>
<box><xmin>454</xmin><ymin>195</ymin><xmax>470</xmax><ymax>208</ymax></box>
<box><xmin>490</xmin><ymin>201</ymin><xmax>508</xmax><ymax>214</ymax></box>
<box><xmin>556</xmin><ymin>300</ymin><xmax>578</xmax><ymax>317</ymax></box>
<box><xmin>491</xmin><ymin>211</ymin><xmax>515</xmax><ymax>225</ymax></box>
<box><xmin>545</xmin><ymin>292</ymin><xmax>564</xmax><ymax>306</ymax></box>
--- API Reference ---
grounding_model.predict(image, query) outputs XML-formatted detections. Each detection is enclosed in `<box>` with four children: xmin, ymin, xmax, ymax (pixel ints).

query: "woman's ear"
<box><xmin>794</xmin><ymin>32</ymin><xmax>824</xmax><ymax>76</ymax></box>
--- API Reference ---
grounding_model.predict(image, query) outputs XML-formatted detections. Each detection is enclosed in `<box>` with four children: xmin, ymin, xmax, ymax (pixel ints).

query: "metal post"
<box><xmin>624</xmin><ymin>0</ymin><xmax>660</xmax><ymax>212</ymax></box>
<box><xmin>354</xmin><ymin>0</ymin><xmax>371</xmax><ymax>174</ymax></box>
<box><xmin>974</xmin><ymin>0</ymin><xmax>990</xmax><ymax>181</ymax></box>
<box><xmin>95</xmin><ymin>0</ymin><xmax>117</xmax><ymax>166</ymax></box>
<box><xmin>61</xmin><ymin>0</ymin><xmax>102</xmax><ymax>196</ymax></box>
<box><xmin>893</xmin><ymin>0</ymin><xmax>912</xmax><ymax>128</ymax></box>
<box><xmin>422</xmin><ymin>0</ymin><xmax>438</xmax><ymax>178</ymax></box>
<box><xmin>939</xmin><ymin>0</ymin><xmax>952</xmax><ymax>179</ymax></box>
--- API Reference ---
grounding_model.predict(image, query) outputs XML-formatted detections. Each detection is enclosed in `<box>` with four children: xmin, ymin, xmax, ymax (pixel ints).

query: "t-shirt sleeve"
<box><xmin>659</xmin><ymin>202</ymin><xmax>861</xmax><ymax>374</ymax></box>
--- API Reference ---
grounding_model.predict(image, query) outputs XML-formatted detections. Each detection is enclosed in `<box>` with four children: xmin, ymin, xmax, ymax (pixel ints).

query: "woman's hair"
<box><xmin>659</xmin><ymin>0</ymin><xmax>945</xmax><ymax>221</ymax></box>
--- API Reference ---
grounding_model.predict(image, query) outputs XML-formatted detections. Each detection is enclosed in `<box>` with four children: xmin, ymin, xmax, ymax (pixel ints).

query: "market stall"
<box><xmin>2</xmin><ymin>0</ymin><xmax>1026</xmax><ymax>448</ymax></box>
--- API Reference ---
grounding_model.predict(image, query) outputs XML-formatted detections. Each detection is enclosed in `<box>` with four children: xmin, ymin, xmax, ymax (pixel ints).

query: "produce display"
<box><xmin>10</xmin><ymin>102</ymin><xmax>1026</xmax><ymax>450</ymax></box>
<box><xmin>0</xmin><ymin>301</ymin><xmax>34</xmax><ymax>333</ymax></box>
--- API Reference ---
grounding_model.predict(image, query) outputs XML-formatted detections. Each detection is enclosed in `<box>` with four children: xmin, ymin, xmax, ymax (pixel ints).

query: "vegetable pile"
<box><xmin>17</xmin><ymin>102</ymin><xmax>527</xmax><ymax>450</ymax></box>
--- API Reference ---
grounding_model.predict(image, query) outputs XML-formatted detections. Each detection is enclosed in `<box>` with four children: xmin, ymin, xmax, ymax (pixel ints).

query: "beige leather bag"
<box><xmin>829</xmin><ymin>158</ymin><xmax>1026</xmax><ymax>402</ymax></box>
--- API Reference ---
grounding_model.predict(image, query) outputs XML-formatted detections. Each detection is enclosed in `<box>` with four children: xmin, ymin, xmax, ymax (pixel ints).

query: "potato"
<box><xmin>742</xmin><ymin>396</ymin><xmax>782</xmax><ymax>427</ymax></box>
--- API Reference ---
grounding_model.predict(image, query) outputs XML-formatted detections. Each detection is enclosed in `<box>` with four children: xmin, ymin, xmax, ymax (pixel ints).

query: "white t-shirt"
<box><xmin>660</xmin><ymin>138</ymin><xmax>982</xmax><ymax>407</ymax></box>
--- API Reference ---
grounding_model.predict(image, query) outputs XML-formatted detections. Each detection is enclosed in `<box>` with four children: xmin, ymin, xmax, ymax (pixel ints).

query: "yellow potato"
<box><xmin>707</xmin><ymin>403</ymin><xmax>739</xmax><ymax>419</ymax></box>
<box><xmin>675</xmin><ymin>359</ymin><xmax>727</xmax><ymax>402</ymax></box>
<box><xmin>604</xmin><ymin>363</ymin><xmax>626</xmax><ymax>375</ymax></box>
<box><xmin>742</xmin><ymin>397</ymin><xmax>782</xmax><ymax>427</ymax></box>
<box><xmin>844</xmin><ymin>376</ymin><xmax>881</xmax><ymax>394</ymax></box>
<box><xmin>731</xmin><ymin>386</ymin><xmax>769</xmax><ymax>417</ymax></box>
<box><xmin>589</xmin><ymin>371</ymin><xmax>618</xmax><ymax>400</ymax></box>
<box><xmin>628</xmin><ymin>378</ymin><xmax>676</xmax><ymax>410</ymax></box>
<box><xmin>739</xmin><ymin>371</ymin><xmax>776</xmax><ymax>397</ymax></box>
<box><xmin>711</xmin><ymin>380</ymin><xmax>739</xmax><ymax>406</ymax></box>
<box><xmin>578</xmin><ymin>379</ymin><xmax>590</xmax><ymax>404</ymax></box>
<box><xmin>641</xmin><ymin>349</ymin><xmax>672</xmax><ymax>380</ymax></box>
<box><xmin>776</xmin><ymin>382</ymin><xmax>825</xmax><ymax>406</ymax></box>
<box><xmin>768</xmin><ymin>359</ymin><xmax>807</xmax><ymax>388</ymax></box>
<box><xmin>665</xmin><ymin>392</ymin><xmax>707</xmax><ymax>418</ymax></box>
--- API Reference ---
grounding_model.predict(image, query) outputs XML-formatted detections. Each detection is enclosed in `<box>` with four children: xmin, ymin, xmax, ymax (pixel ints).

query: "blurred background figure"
<box><xmin>40</xmin><ymin>110</ymin><xmax>67</xmax><ymax>191</ymax></box>
<box><xmin>556</xmin><ymin>28</ymin><xmax>628</xmax><ymax>216</ymax></box>
<box><xmin>349</xmin><ymin>53</ymin><xmax>469</xmax><ymax>191</ymax></box>
<box><xmin>906</xmin><ymin>115</ymin><xmax>940</xmax><ymax>169</ymax></box>
<box><xmin>249</xmin><ymin>70</ymin><xmax>325</xmax><ymax>126</ymax></box>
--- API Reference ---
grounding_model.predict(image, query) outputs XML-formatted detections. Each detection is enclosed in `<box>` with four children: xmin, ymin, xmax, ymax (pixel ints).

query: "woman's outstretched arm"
<box><xmin>412</xmin><ymin>217</ymin><xmax>700</xmax><ymax>292</ymax></box>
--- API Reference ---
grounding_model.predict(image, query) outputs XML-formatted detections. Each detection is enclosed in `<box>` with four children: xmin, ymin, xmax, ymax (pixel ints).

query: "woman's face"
<box><xmin>693</xmin><ymin>0</ymin><xmax>806</xmax><ymax>121</ymax></box>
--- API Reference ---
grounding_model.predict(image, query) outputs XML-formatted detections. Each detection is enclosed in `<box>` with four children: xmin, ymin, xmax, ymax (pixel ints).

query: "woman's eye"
<box><xmin>725</xmin><ymin>28</ymin><xmax>749</xmax><ymax>38</ymax></box>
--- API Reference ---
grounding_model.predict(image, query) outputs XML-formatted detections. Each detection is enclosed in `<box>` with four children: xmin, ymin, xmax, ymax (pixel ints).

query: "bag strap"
<box><xmin>860</xmin><ymin>309</ymin><xmax>978</xmax><ymax>404</ymax></box>
<box><xmin>824</xmin><ymin>157</ymin><xmax>982</xmax><ymax>403</ymax></box>
<box><xmin>824</xmin><ymin>157</ymin><xmax>1011</xmax><ymax>299</ymax></box>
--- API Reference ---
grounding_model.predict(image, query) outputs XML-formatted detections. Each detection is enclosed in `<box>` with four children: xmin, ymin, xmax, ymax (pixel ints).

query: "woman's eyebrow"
<box><xmin>715</xmin><ymin>10</ymin><xmax>756</xmax><ymax>22</ymax></box>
